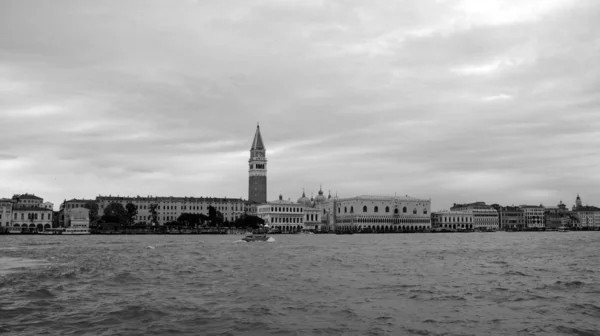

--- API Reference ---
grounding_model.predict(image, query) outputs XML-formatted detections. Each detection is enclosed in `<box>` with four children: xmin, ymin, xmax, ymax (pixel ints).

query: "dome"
<box><xmin>315</xmin><ymin>186</ymin><xmax>326</xmax><ymax>203</ymax></box>
<box><xmin>297</xmin><ymin>190</ymin><xmax>311</xmax><ymax>207</ymax></box>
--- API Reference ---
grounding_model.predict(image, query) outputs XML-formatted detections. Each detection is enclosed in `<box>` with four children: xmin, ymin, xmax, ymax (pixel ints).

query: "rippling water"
<box><xmin>1</xmin><ymin>233</ymin><xmax>600</xmax><ymax>335</ymax></box>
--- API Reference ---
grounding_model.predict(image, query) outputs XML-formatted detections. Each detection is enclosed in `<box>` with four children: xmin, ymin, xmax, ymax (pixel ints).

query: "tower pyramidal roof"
<box><xmin>250</xmin><ymin>124</ymin><xmax>265</xmax><ymax>151</ymax></box>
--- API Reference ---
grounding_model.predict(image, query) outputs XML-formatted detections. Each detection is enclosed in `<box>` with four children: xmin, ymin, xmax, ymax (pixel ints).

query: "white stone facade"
<box><xmin>431</xmin><ymin>210</ymin><xmax>474</xmax><ymax>231</ymax></box>
<box><xmin>255</xmin><ymin>196</ymin><xmax>322</xmax><ymax>233</ymax></box>
<box><xmin>327</xmin><ymin>195</ymin><xmax>431</xmax><ymax>232</ymax></box>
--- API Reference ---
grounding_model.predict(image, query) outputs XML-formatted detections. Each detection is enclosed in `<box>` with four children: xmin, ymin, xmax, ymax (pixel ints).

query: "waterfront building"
<box><xmin>450</xmin><ymin>202</ymin><xmax>499</xmax><ymax>231</ymax></box>
<box><xmin>11</xmin><ymin>206</ymin><xmax>53</xmax><ymax>232</ymax></box>
<box><xmin>0</xmin><ymin>198</ymin><xmax>14</xmax><ymax>230</ymax></box>
<box><xmin>4</xmin><ymin>194</ymin><xmax>53</xmax><ymax>232</ymax></box>
<box><xmin>519</xmin><ymin>205</ymin><xmax>545</xmax><ymax>229</ymax></box>
<box><xmin>59</xmin><ymin>199</ymin><xmax>96</xmax><ymax>227</ymax></box>
<box><xmin>68</xmin><ymin>208</ymin><xmax>90</xmax><ymax>233</ymax></box>
<box><xmin>570</xmin><ymin>194</ymin><xmax>600</xmax><ymax>230</ymax></box>
<box><xmin>248</xmin><ymin>124</ymin><xmax>267</xmax><ymax>204</ymax></box>
<box><xmin>431</xmin><ymin>210</ymin><xmax>473</xmax><ymax>231</ymax></box>
<box><xmin>95</xmin><ymin>195</ymin><xmax>247</xmax><ymax>226</ymax></box>
<box><xmin>497</xmin><ymin>206</ymin><xmax>525</xmax><ymax>231</ymax></box>
<box><xmin>254</xmin><ymin>194</ymin><xmax>319</xmax><ymax>233</ymax></box>
<box><xmin>327</xmin><ymin>195</ymin><xmax>431</xmax><ymax>233</ymax></box>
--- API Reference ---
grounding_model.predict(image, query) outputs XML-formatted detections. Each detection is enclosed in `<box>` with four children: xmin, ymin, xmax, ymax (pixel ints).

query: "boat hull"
<box><xmin>242</xmin><ymin>234</ymin><xmax>271</xmax><ymax>242</ymax></box>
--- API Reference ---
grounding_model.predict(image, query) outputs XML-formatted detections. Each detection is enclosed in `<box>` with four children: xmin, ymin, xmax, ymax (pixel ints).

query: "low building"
<box><xmin>431</xmin><ymin>210</ymin><xmax>473</xmax><ymax>231</ymax></box>
<box><xmin>497</xmin><ymin>206</ymin><xmax>525</xmax><ymax>231</ymax></box>
<box><xmin>59</xmin><ymin>199</ymin><xmax>96</xmax><ymax>227</ymax></box>
<box><xmin>96</xmin><ymin>195</ymin><xmax>248</xmax><ymax>225</ymax></box>
<box><xmin>520</xmin><ymin>205</ymin><xmax>545</xmax><ymax>229</ymax></box>
<box><xmin>571</xmin><ymin>195</ymin><xmax>600</xmax><ymax>230</ymax></box>
<box><xmin>7</xmin><ymin>194</ymin><xmax>53</xmax><ymax>232</ymax></box>
<box><xmin>69</xmin><ymin>208</ymin><xmax>90</xmax><ymax>232</ymax></box>
<box><xmin>450</xmin><ymin>202</ymin><xmax>499</xmax><ymax>231</ymax></box>
<box><xmin>11</xmin><ymin>206</ymin><xmax>53</xmax><ymax>232</ymax></box>
<box><xmin>254</xmin><ymin>194</ymin><xmax>320</xmax><ymax>233</ymax></box>
<box><xmin>0</xmin><ymin>198</ymin><xmax>14</xmax><ymax>231</ymax></box>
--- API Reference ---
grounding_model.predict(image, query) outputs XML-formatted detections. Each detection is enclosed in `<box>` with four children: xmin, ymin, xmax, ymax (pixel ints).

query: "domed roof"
<box><xmin>315</xmin><ymin>186</ymin><xmax>326</xmax><ymax>203</ymax></box>
<box><xmin>297</xmin><ymin>190</ymin><xmax>311</xmax><ymax>207</ymax></box>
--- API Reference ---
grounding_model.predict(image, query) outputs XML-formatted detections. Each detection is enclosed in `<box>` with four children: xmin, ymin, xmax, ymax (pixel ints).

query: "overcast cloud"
<box><xmin>1</xmin><ymin>0</ymin><xmax>599</xmax><ymax>210</ymax></box>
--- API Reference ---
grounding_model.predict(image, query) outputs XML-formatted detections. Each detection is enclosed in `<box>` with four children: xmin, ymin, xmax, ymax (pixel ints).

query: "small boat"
<box><xmin>558</xmin><ymin>226</ymin><xmax>570</xmax><ymax>232</ymax></box>
<box><xmin>242</xmin><ymin>224</ymin><xmax>272</xmax><ymax>242</ymax></box>
<box><xmin>63</xmin><ymin>227</ymin><xmax>90</xmax><ymax>235</ymax></box>
<box><xmin>242</xmin><ymin>233</ymin><xmax>271</xmax><ymax>242</ymax></box>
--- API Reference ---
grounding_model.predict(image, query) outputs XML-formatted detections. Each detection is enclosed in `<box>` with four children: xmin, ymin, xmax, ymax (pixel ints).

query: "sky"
<box><xmin>1</xmin><ymin>0</ymin><xmax>599</xmax><ymax>211</ymax></box>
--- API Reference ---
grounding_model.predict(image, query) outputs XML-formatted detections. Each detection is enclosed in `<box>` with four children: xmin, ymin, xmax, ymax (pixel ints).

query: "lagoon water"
<box><xmin>1</xmin><ymin>233</ymin><xmax>599</xmax><ymax>335</ymax></box>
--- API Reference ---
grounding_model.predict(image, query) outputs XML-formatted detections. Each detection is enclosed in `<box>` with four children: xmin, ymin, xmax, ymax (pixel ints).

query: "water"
<box><xmin>1</xmin><ymin>233</ymin><xmax>599</xmax><ymax>335</ymax></box>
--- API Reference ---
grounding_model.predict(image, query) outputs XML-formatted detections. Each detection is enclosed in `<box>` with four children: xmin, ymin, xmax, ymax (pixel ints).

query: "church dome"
<box><xmin>297</xmin><ymin>190</ymin><xmax>311</xmax><ymax>207</ymax></box>
<box><xmin>315</xmin><ymin>186</ymin><xmax>326</xmax><ymax>204</ymax></box>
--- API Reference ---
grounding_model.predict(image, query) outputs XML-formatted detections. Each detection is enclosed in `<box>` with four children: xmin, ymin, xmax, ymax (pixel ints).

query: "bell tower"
<box><xmin>248</xmin><ymin>124</ymin><xmax>267</xmax><ymax>203</ymax></box>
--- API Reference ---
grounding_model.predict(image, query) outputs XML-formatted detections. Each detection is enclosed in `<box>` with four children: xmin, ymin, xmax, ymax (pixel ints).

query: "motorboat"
<box><xmin>242</xmin><ymin>224</ymin><xmax>272</xmax><ymax>242</ymax></box>
<box><xmin>558</xmin><ymin>226</ymin><xmax>570</xmax><ymax>232</ymax></box>
<box><xmin>242</xmin><ymin>233</ymin><xmax>271</xmax><ymax>242</ymax></box>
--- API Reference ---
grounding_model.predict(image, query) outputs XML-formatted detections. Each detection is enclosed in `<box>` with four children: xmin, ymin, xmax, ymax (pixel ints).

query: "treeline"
<box><xmin>96</xmin><ymin>202</ymin><xmax>264</xmax><ymax>229</ymax></box>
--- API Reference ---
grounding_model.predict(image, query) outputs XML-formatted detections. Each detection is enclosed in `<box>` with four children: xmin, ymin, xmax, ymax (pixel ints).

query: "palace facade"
<box><xmin>328</xmin><ymin>195</ymin><xmax>431</xmax><ymax>233</ymax></box>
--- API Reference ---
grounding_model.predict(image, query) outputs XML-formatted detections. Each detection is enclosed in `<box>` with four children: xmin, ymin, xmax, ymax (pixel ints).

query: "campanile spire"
<box><xmin>248</xmin><ymin>124</ymin><xmax>267</xmax><ymax>203</ymax></box>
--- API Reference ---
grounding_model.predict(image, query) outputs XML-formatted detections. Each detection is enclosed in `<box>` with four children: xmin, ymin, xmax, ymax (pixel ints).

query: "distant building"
<box><xmin>431</xmin><ymin>210</ymin><xmax>473</xmax><ymax>231</ymax></box>
<box><xmin>254</xmin><ymin>194</ymin><xmax>322</xmax><ymax>233</ymax></box>
<box><xmin>497</xmin><ymin>206</ymin><xmax>525</xmax><ymax>231</ymax></box>
<box><xmin>0</xmin><ymin>198</ymin><xmax>14</xmax><ymax>231</ymax></box>
<box><xmin>570</xmin><ymin>194</ymin><xmax>600</xmax><ymax>230</ymax></box>
<box><xmin>328</xmin><ymin>195</ymin><xmax>431</xmax><ymax>233</ymax></box>
<box><xmin>2</xmin><ymin>194</ymin><xmax>53</xmax><ymax>232</ymax></box>
<box><xmin>248</xmin><ymin>124</ymin><xmax>267</xmax><ymax>204</ymax></box>
<box><xmin>450</xmin><ymin>202</ymin><xmax>499</xmax><ymax>231</ymax></box>
<box><xmin>59</xmin><ymin>199</ymin><xmax>96</xmax><ymax>227</ymax></box>
<box><xmin>69</xmin><ymin>208</ymin><xmax>90</xmax><ymax>232</ymax></box>
<box><xmin>519</xmin><ymin>205</ymin><xmax>545</xmax><ymax>229</ymax></box>
<box><xmin>96</xmin><ymin>195</ymin><xmax>247</xmax><ymax>225</ymax></box>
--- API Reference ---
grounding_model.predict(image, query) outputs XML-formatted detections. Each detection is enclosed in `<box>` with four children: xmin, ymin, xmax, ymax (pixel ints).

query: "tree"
<box><xmin>125</xmin><ymin>203</ymin><xmax>138</xmax><ymax>226</ymax></box>
<box><xmin>233</xmin><ymin>215</ymin><xmax>265</xmax><ymax>230</ymax></box>
<box><xmin>177</xmin><ymin>213</ymin><xmax>208</xmax><ymax>228</ymax></box>
<box><xmin>149</xmin><ymin>203</ymin><xmax>159</xmax><ymax>226</ymax></box>
<box><xmin>102</xmin><ymin>202</ymin><xmax>126</xmax><ymax>224</ymax></box>
<box><xmin>207</xmin><ymin>206</ymin><xmax>224</xmax><ymax>227</ymax></box>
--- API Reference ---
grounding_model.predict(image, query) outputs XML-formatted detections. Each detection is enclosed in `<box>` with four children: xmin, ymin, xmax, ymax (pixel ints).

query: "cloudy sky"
<box><xmin>1</xmin><ymin>0</ymin><xmax>599</xmax><ymax>210</ymax></box>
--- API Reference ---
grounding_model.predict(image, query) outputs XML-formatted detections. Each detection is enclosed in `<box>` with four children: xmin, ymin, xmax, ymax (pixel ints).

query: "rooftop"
<box><xmin>337</xmin><ymin>195</ymin><xmax>430</xmax><ymax>202</ymax></box>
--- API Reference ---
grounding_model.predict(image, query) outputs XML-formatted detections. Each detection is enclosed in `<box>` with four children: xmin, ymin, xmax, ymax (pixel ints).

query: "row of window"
<box><xmin>271</xmin><ymin>217</ymin><xmax>302</xmax><ymax>224</ymax></box>
<box><xmin>12</xmin><ymin>213</ymin><xmax>52</xmax><ymax>220</ymax></box>
<box><xmin>338</xmin><ymin>206</ymin><xmax>428</xmax><ymax>215</ymax></box>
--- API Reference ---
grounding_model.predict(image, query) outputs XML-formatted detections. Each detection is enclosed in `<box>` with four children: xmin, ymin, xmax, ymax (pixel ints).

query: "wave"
<box><xmin>555</xmin><ymin>326</ymin><xmax>600</xmax><ymax>336</ymax></box>
<box><xmin>30</xmin><ymin>288</ymin><xmax>55</xmax><ymax>299</ymax></box>
<box><xmin>570</xmin><ymin>303</ymin><xmax>600</xmax><ymax>317</ymax></box>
